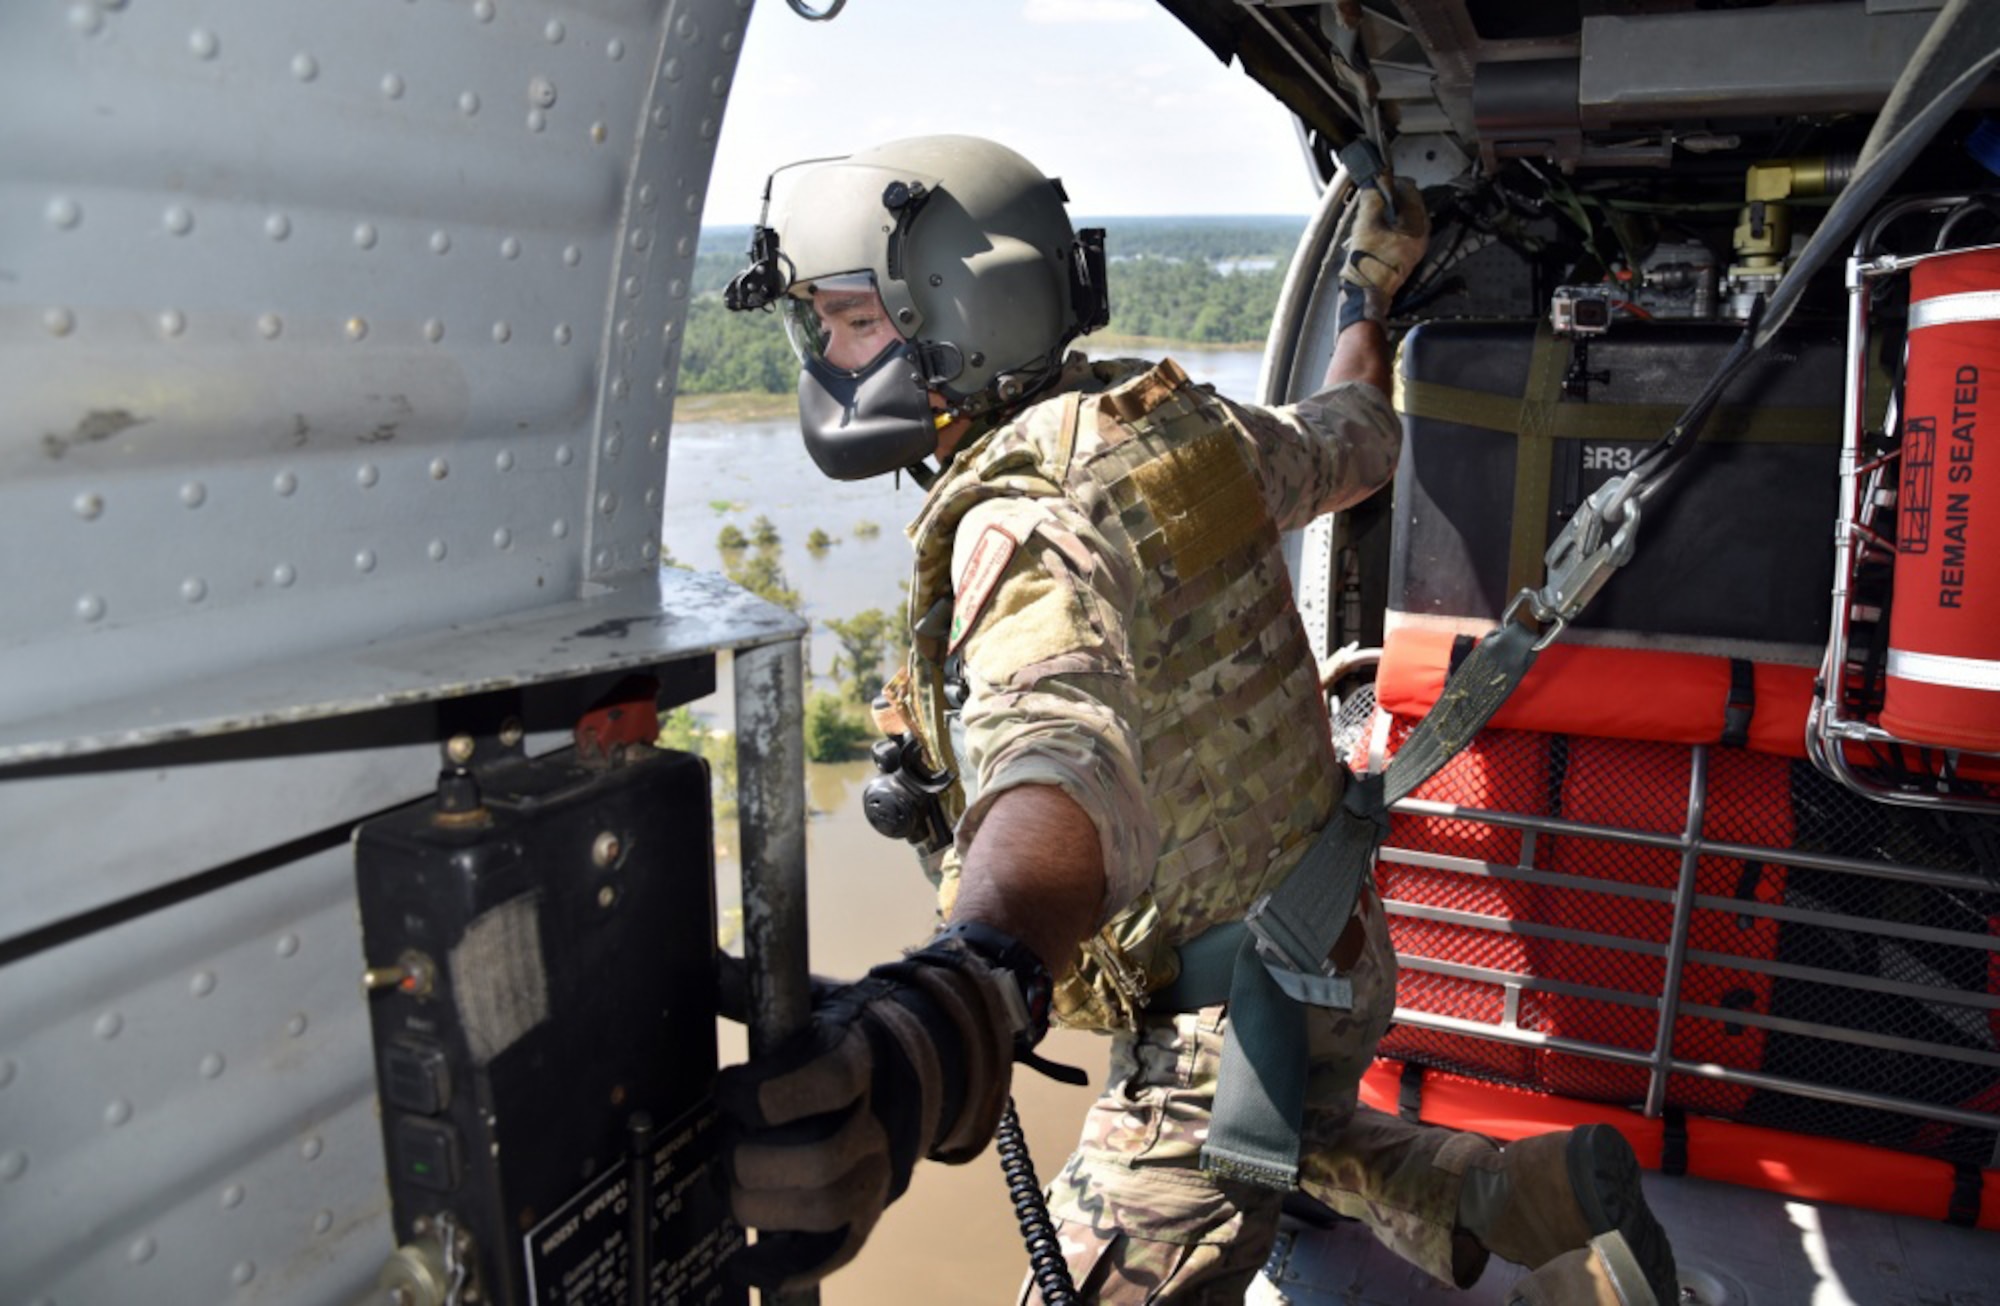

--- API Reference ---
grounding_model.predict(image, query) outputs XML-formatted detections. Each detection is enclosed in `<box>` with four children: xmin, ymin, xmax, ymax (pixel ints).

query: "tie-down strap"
<box><xmin>1153</xmin><ymin>620</ymin><xmax>1544</xmax><ymax>1189</ymax></box>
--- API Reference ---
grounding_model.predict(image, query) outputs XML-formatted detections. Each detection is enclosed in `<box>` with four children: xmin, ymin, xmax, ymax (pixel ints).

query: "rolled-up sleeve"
<box><xmin>1231</xmin><ymin>379</ymin><xmax>1399</xmax><ymax>530</ymax></box>
<box><xmin>947</xmin><ymin>497</ymin><xmax>1159</xmax><ymax>921</ymax></box>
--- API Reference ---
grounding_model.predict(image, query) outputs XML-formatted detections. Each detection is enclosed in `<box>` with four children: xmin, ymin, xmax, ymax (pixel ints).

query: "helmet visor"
<box><xmin>780</xmin><ymin>272</ymin><xmax>909</xmax><ymax>377</ymax></box>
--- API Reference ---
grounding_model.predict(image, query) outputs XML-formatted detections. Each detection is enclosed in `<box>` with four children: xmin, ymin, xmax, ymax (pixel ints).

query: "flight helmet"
<box><xmin>726</xmin><ymin>135</ymin><xmax>1108</xmax><ymax>481</ymax></box>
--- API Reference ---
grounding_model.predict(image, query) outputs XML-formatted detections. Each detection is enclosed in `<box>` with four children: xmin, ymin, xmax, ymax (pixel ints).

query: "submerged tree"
<box><xmin>826</xmin><ymin>608</ymin><xmax>896</xmax><ymax>706</ymax></box>
<box><xmin>728</xmin><ymin>549</ymin><xmax>800</xmax><ymax>612</ymax></box>
<box><xmin>803</xmin><ymin>691</ymin><xmax>869</xmax><ymax>762</ymax></box>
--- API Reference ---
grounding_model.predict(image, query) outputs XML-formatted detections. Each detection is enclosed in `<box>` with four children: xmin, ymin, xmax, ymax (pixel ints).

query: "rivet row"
<box><xmin>47</xmin><ymin>201</ymin><xmax>591</xmax><ymax>263</ymax></box>
<box><xmin>48</xmin><ymin>308</ymin><xmax>625</xmax><ymax>347</ymax></box>
<box><xmin>69</xmin><ymin>446</ymin><xmax>572</xmax><ymax>525</ymax></box>
<box><xmin>67</xmin><ymin>514</ymin><xmax>579</xmax><ymax>616</ymax></box>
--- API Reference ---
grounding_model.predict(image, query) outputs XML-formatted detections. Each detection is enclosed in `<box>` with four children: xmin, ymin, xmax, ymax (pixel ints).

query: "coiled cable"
<box><xmin>996</xmin><ymin>1097</ymin><xmax>1077</xmax><ymax>1305</ymax></box>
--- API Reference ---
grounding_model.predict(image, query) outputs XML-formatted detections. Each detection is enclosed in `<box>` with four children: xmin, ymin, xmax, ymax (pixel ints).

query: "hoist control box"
<box><xmin>355</xmin><ymin>731</ymin><xmax>742</xmax><ymax>1306</ymax></box>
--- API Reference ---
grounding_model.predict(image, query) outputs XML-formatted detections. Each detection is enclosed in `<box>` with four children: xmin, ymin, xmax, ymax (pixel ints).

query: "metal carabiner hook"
<box><xmin>786</xmin><ymin>0</ymin><xmax>847</xmax><ymax>19</ymax></box>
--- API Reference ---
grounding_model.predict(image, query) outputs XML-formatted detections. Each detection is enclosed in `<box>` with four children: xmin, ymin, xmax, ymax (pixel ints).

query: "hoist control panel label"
<box><xmin>524</xmin><ymin>1106</ymin><xmax>743</xmax><ymax>1305</ymax></box>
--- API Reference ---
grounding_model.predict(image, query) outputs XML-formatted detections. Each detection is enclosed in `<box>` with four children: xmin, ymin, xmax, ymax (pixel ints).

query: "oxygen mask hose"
<box><xmin>997</xmin><ymin>1098</ymin><xmax>1077</xmax><ymax>1305</ymax></box>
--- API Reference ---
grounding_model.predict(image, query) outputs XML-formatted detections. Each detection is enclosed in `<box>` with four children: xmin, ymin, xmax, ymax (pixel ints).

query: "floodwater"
<box><xmin>675</xmin><ymin>347</ymin><xmax>1264</xmax><ymax>1301</ymax></box>
<box><xmin>659</xmin><ymin>347</ymin><xmax>1269</xmax><ymax>684</ymax></box>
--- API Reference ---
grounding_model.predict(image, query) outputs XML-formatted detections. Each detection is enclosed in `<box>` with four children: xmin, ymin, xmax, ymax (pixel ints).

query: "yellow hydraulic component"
<box><xmin>1732</xmin><ymin>157</ymin><xmax>1839</xmax><ymax>279</ymax></box>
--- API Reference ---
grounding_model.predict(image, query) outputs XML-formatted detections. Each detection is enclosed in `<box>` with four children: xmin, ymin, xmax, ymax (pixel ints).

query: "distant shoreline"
<box><xmin>673</xmin><ymin>392</ymin><xmax>799</xmax><ymax>422</ymax></box>
<box><xmin>1088</xmin><ymin>333</ymin><xmax>1269</xmax><ymax>353</ymax></box>
<box><xmin>671</xmin><ymin>335</ymin><xmax>1265</xmax><ymax>424</ymax></box>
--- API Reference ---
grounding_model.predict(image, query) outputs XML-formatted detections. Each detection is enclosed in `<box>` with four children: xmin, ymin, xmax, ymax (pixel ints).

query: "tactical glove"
<box><xmin>1337</xmin><ymin>176</ymin><xmax>1430</xmax><ymax>332</ymax></box>
<box><xmin>717</xmin><ymin>934</ymin><xmax>1025</xmax><ymax>1294</ymax></box>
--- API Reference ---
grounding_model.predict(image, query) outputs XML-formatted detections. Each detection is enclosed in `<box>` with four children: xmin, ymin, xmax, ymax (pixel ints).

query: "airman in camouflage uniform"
<box><xmin>718</xmin><ymin>136</ymin><xmax>1677</xmax><ymax>1306</ymax></box>
<box><xmin>887</xmin><ymin>347</ymin><xmax>1495</xmax><ymax>1299</ymax></box>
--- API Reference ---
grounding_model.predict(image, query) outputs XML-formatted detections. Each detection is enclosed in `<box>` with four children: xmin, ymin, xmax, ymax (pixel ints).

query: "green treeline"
<box><xmin>1103</xmin><ymin>257</ymin><xmax>1281</xmax><ymax>344</ymax></box>
<box><xmin>681</xmin><ymin>217</ymin><xmax>1304</xmax><ymax>395</ymax></box>
<box><xmin>678</xmin><ymin>300</ymin><xmax>797</xmax><ymax>395</ymax></box>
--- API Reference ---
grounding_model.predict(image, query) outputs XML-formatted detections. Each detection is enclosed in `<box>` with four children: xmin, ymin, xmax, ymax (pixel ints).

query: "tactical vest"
<box><xmin>892</xmin><ymin>358</ymin><xmax>1346</xmax><ymax>1033</ymax></box>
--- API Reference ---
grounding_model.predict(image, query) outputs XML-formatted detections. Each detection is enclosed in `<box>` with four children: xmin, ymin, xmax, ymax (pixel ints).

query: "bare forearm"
<box><xmin>1325</xmin><ymin>319</ymin><xmax>1390</xmax><ymax>396</ymax></box>
<box><xmin>948</xmin><ymin>783</ymin><xmax>1105</xmax><ymax>973</ymax></box>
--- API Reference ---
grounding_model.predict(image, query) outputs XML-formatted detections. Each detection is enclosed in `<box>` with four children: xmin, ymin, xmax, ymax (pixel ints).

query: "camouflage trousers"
<box><xmin>1022</xmin><ymin>886</ymin><xmax>1492</xmax><ymax>1304</ymax></box>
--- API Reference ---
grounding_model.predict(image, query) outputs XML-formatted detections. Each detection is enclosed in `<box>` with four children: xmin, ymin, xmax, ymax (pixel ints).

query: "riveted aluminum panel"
<box><xmin>0</xmin><ymin>713</ymin><xmax>444</xmax><ymax>946</ymax></box>
<box><xmin>0</xmin><ymin>3</ymin><xmax>781</xmax><ymax>1301</ymax></box>
<box><xmin>0</xmin><ymin>655</ymin><xmax>723</xmax><ymax>944</ymax></box>
<box><xmin>0</xmin><ymin>565</ymin><xmax>798</xmax><ymax>765</ymax></box>
<box><xmin>0</xmin><ymin>0</ymin><xmax>757</xmax><ymax>757</ymax></box>
<box><xmin>0</xmin><ymin>845</ymin><xmax>386</xmax><ymax>1306</ymax></box>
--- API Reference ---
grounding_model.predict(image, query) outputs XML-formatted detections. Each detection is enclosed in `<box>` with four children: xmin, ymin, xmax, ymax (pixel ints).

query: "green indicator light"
<box><xmin>412</xmin><ymin>1162</ymin><xmax>431</xmax><ymax>1174</ymax></box>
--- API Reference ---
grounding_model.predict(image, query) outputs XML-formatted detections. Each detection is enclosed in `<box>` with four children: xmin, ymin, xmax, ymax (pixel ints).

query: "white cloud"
<box><xmin>1022</xmin><ymin>0</ymin><xmax>1151</xmax><ymax>23</ymax></box>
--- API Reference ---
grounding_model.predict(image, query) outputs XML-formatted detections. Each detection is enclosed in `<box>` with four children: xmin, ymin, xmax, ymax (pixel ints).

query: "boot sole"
<box><xmin>1565</xmin><ymin>1124</ymin><xmax>1678</xmax><ymax>1306</ymax></box>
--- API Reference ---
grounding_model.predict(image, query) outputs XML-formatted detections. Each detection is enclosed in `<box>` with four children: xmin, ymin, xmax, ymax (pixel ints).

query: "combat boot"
<box><xmin>1457</xmin><ymin>1124</ymin><xmax>1676</xmax><ymax>1304</ymax></box>
<box><xmin>1505</xmin><ymin>1231</ymin><xmax>1660</xmax><ymax>1306</ymax></box>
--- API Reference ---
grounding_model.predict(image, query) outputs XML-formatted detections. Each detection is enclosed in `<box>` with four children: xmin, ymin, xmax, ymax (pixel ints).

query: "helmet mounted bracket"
<box><xmin>724</xmin><ymin>223</ymin><xmax>791</xmax><ymax>313</ymax></box>
<box><xmin>881</xmin><ymin>180</ymin><xmax>932</xmax><ymax>285</ymax></box>
<box><xmin>1070</xmin><ymin>227</ymin><xmax>1110</xmax><ymax>334</ymax></box>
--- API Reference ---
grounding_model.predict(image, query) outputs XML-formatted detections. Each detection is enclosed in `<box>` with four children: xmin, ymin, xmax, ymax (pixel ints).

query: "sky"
<box><xmin>703</xmin><ymin>0</ymin><xmax>1321</xmax><ymax>226</ymax></box>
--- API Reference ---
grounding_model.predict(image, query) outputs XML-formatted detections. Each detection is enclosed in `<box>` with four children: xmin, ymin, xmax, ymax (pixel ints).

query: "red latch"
<box><xmin>575</xmin><ymin>675</ymin><xmax>662</xmax><ymax>765</ymax></box>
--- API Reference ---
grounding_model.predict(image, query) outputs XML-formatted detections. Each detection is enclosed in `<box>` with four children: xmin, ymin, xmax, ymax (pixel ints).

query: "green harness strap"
<box><xmin>1158</xmin><ymin>620</ymin><xmax>1543</xmax><ymax>1189</ymax></box>
<box><xmin>1508</xmin><ymin>330</ymin><xmax>1572</xmax><ymax>614</ymax></box>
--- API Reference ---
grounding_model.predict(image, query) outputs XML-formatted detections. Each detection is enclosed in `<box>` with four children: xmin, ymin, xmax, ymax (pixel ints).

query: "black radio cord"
<box><xmin>996</xmin><ymin>1097</ymin><xmax>1078</xmax><ymax>1305</ymax></box>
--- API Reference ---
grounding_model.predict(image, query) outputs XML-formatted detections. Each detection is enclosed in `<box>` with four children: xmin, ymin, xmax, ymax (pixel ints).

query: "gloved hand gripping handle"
<box><xmin>717</xmin><ymin>930</ymin><xmax>1037</xmax><ymax>1294</ymax></box>
<box><xmin>1335</xmin><ymin>175</ymin><xmax>1430</xmax><ymax>333</ymax></box>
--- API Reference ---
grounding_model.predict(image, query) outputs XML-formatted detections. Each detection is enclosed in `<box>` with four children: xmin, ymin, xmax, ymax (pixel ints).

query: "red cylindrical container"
<box><xmin>1882</xmin><ymin>246</ymin><xmax>2000</xmax><ymax>753</ymax></box>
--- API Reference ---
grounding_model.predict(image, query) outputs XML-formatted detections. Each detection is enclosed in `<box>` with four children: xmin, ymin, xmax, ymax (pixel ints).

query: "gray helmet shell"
<box><xmin>770</xmin><ymin>135</ymin><xmax>1081</xmax><ymax>403</ymax></box>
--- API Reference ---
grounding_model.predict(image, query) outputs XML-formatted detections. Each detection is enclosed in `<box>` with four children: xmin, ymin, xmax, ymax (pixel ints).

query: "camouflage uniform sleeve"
<box><xmin>1230</xmin><ymin>379</ymin><xmax>1399</xmax><ymax>531</ymax></box>
<box><xmin>947</xmin><ymin>496</ymin><xmax>1159</xmax><ymax>922</ymax></box>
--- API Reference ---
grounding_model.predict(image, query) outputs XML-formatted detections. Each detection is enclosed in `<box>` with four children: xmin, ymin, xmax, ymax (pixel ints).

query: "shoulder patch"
<box><xmin>948</xmin><ymin>524</ymin><xmax>1019</xmax><ymax>653</ymax></box>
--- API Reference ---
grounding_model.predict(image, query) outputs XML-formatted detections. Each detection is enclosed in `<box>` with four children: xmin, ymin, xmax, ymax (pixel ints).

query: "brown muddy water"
<box><xmin>681</xmin><ymin>349</ymin><xmax>1265</xmax><ymax>1300</ymax></box>
<box><xmin>660</xmin><ymin>347</ymin><xmax>1269</xmax><ymax>695</ymax></box>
